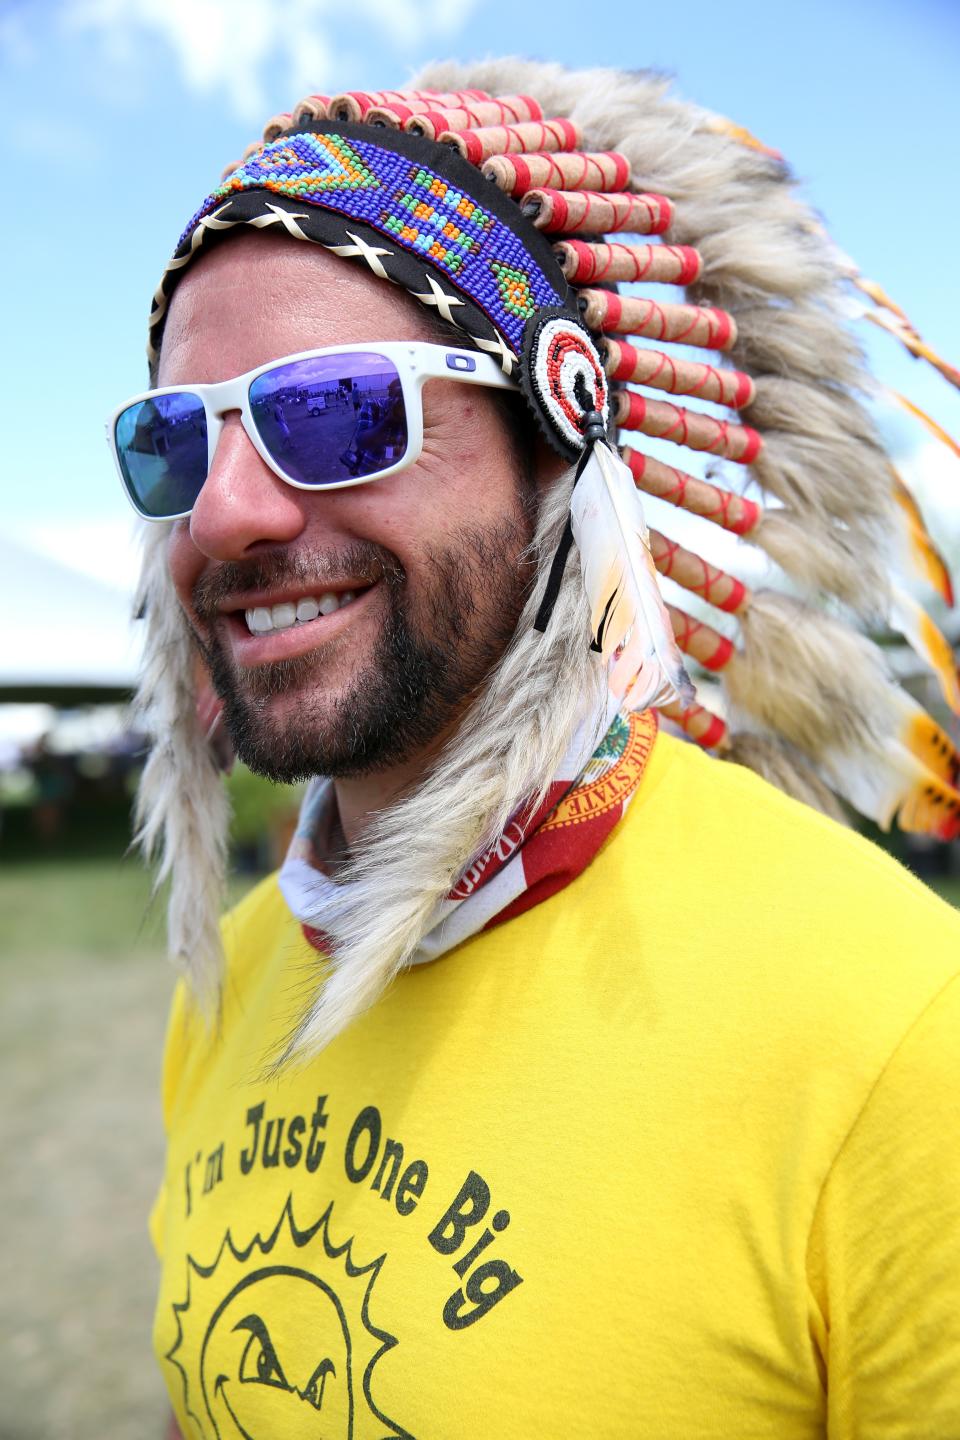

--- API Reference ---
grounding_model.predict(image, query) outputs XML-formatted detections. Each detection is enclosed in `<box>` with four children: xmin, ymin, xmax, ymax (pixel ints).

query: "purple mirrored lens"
<box><xmin>249</xmin><ymin>353</ymin><xmax>408</xmax><ymax>486</ymax></box>
<box><xmin>115</xmin><ymin>392</ymin><xmax>207</xmax><ymax>518</ymax></box>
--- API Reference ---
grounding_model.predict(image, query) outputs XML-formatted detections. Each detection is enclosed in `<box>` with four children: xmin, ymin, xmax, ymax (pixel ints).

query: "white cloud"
<box><xmin>61</xmin><ymin>0</ymin><xmax>477</xmax><ymax>120</ymax></box>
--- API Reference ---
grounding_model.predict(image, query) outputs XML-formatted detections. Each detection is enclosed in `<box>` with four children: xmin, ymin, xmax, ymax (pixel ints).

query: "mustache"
<box><xmin>191</xmin><ymin>542</ymin><xmax>404</xmax><ymax>622</ymax></box>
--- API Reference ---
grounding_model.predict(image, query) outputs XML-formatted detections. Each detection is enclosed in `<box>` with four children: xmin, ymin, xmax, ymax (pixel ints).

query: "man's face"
<box><xmin>162</xmin><ymin>232</ymin><xmax>539</xmax><ymax>783</ymax></box>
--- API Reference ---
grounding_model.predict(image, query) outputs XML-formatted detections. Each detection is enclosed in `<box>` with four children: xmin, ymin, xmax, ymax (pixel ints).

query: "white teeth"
<box><xmin>244</xmin><ymin>590</ymin><xmax>362</xmax><ymax>635</ymax></box>
<box><xmin>271</xmin><ymin>602</ymin><xmax>297</xmax><ymax>630</ymax></box>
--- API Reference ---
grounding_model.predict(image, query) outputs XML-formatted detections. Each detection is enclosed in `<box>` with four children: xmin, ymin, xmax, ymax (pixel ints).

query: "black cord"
<box><xmin>533</xmin><ymin>408</ymin><xmax>608</xmax><ymax>634</ymax></box>
<box><xmin>533</xmin><ymin>516</ymin><xmax>575</xmax><ymax>633</ymax></box>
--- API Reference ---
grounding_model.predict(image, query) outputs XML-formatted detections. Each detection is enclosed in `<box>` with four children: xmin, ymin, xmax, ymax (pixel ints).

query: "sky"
<box><xmin>2</xmin><ymin>0</ymin><xmax>959</xmax><ymax>596</ymax></box>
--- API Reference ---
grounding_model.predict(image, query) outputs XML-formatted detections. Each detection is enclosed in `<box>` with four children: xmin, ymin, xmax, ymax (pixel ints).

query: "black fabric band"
<box><xmin>532</xmin><ymin>433</ymin><xmax>608</xmax><ymax>635</ymax></box>
<box><xmin>533</xmin><ymin>515</ymin><xmax>575</xmax><ymax>634</ymax></box>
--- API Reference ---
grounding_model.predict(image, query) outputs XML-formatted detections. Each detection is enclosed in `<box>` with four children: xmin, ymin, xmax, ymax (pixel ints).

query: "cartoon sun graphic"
<box><xmin>165</xmin><ymin>1197</ymin><xmax>411</xmax><ymax>1439</ymax></box>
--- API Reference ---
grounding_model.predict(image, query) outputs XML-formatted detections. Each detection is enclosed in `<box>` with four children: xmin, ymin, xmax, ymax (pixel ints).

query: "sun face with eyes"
<box><xmin>165</xmin><ymin>1199</ymin><xmax>406</xmax><ymax>1439</ymax></box>
<box><xmin>200</xmin><ymin>1268</ymin><xmax>352</xmax><ymax>1438</ymax></box>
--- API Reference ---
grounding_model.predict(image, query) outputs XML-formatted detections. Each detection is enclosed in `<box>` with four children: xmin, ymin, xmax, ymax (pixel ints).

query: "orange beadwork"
<box><xmin>604</xmin><ymin>339</ymin><xmax>755</xmax><ymax>408</ymax></box>
<box><xmin>649</xmin><ymin>530</ymin><xmax>750</xmax><ymax>614</ymax></box>
<box><xmin>555</xmin><ymin>239</ymin><xmax>700</xmax><ymax>285</ymax></box>
<box><xmin>521</xmin><ymin>189</ymin><xmax>672</xmax><ymax>235</ymax></box>
<box><xmin>622</xmin><ymin>449</ymin><xmax>762</xmax><ymax>536</ymax></box>
<box><xmin>667</xmin><ymin>606</ymin><xmax>736</xmax><ymax>670</ymax></box>
<box><xmin>615</xmin><ymin>391</ymin><xmax>763</xmax><ymax>465</ymax></box>
<box><xmin>579</xmin><ymin>290</ymin><xmax>738</xmax><ymax>351</ymax></box>
<box><xmin>483</xmin><ymin>151</ymin><xmax>631</xmax><ymax>195</ymax></box>
<box><xmin>658</xmin><ymin>698</ymin><xmax>730</xmax><ymax>751</ymax></box>
<box><xmin>444</xmin><ymin>118</ymin><xmax>583</xmax><ymax>166</ymax></box>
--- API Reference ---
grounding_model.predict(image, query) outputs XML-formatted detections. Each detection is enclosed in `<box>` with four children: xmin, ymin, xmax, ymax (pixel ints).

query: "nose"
<box><xmin>187</xmin><ymin>411</ymin><xmax>308</xmax><ymax>560</ymax></box>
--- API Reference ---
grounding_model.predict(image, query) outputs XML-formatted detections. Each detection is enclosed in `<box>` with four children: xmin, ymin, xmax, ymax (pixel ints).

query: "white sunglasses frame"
<box><xmin>106</xmin><ymin>340</ymin><xmax>519</xmax><ymax>522</ymax></box>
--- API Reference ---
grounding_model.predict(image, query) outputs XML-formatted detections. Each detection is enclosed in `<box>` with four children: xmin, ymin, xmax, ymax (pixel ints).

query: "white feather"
<box><xmin>889</xmin><ymin>582</ymin><xmax>960</xmax><ymax>714</ymax></box>
<box><xmin>570</xmin><ymin>440</ymin><xmax>693</xmax><ymax>711</ymax></box>
<box><xmin>822</xmin><ymin>734</ymin><xmax>960</xmax><ymax>838</ymax></box>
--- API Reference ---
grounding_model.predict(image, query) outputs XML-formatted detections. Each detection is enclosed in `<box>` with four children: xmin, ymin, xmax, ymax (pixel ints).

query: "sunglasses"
<box><xmin>107</xmin><ymin>342</ymin><xmax>518</xmax><ymax>522</ymax></box>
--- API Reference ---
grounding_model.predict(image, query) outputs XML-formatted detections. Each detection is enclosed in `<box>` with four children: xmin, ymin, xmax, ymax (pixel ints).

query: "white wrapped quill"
<box><xmin>570</xmin><ymin>438</ymin><xmax>693</xmax><ymax>711</ymax></box>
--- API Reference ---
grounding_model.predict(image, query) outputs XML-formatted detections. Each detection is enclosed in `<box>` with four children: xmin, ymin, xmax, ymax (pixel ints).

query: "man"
<box><xmin>119</xmin><ymin>64</ymin><xmax>960</xmax><ymax>1438</ymax></box>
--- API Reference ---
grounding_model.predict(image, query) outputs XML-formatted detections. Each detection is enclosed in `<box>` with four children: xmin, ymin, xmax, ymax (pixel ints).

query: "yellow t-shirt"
<box><xmin>151</xmin><ymin>733</ymin><xmax>960</xmax><ymax>1439</ymax></box>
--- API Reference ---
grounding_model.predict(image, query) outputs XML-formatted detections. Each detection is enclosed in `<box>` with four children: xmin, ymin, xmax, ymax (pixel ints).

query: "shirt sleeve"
<box><xmin>806</xmin><ymin>968</ymin><xmax>960</xmax><ymax>1438</ymax></box>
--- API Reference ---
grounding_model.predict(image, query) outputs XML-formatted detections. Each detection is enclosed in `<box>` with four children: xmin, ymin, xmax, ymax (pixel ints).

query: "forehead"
<box><xmin>158</xmin><ymin>230</ymin><xmax>435</xmax><ymax>386</ymax></box>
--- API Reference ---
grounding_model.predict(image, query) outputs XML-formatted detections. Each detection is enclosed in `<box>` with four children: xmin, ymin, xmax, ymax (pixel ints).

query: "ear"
<box><xmin>532</xmin><ymin>431</ymin><xmax>570</xmax><ymax>498</ymax></box>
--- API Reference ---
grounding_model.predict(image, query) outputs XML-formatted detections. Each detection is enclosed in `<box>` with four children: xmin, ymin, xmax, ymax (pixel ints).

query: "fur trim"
<box><xmin>133</xmin><ymin>523</ymin><xmax>228</xmax><ymax>1018</ymax></box>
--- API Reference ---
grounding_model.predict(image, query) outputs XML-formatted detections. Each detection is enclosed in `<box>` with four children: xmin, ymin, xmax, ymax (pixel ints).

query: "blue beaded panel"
<box><xmin>179</xmin><ymin>130</ymin><xmax>563</xmax><ymax>353</ymax></box>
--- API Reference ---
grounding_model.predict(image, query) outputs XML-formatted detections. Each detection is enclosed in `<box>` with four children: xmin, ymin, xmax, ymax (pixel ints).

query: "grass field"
<box><xmin>1</xmin><ymin>838</ymin><xmax>958</xmax><ymax>1439</ymax></box>
<box><xmin>0</xmin><ymin>847</ymin><xmax>253</xmax><ymax>1440</ymax></box>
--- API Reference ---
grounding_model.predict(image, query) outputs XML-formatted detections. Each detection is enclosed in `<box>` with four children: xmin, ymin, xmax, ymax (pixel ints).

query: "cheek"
<box><xmin>333</xmin><ymin>393</ymin><xmax>522</xmax><ymax>559</ymax></box>
<box><xmin>420</xmin><ymin>398</ymin><xmax>523</xmax><ymax>528</ymax></box>
<box><xmin>426</xmin><ymin>393</ymin><xmax>495</xmax><ymax>454</ymax></box>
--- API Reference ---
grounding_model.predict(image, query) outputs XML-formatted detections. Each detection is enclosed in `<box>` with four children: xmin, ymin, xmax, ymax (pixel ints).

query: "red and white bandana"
<box><xmin>279</xmin><ymin>705</ymin><xmax>658</xmax><ymax>963</ymax></box>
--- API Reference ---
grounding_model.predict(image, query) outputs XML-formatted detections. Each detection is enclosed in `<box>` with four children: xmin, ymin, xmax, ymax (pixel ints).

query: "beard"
<box><xmin>191</xmin><ymin>512</ymin><xmax>535</xmax><ymax>785</ymax></box>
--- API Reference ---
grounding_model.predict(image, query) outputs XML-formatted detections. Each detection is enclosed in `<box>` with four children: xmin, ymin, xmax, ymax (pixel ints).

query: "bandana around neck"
<box><xmin>278</xmin><ymin>704</ymin><xmax>658</xmax><ymax>964</ymax></box>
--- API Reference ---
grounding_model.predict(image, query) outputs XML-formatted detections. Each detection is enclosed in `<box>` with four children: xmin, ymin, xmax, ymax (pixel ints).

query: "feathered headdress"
<box><xmin>134</xmin><ymin>60</ymin><xmax>960</xmax><ymax>1044</ymax></box>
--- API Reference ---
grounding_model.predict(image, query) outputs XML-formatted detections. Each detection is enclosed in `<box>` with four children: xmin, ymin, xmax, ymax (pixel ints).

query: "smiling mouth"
<box><xmin>242</xmin><ymin>588</ymin><xmax>366</xmax><ymax>636</ymax></box>
<box><xmin>213</xmin><ymin>1376</ymin><xmax>259</xmax><ymax>1440</ymax></box>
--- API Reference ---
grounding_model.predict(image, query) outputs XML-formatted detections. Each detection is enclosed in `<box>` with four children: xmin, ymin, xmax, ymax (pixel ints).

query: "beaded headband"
<box><xmin>150</xmin><ymin>113</ymin><xmax>615</xmax><ymax>461</ymax></box>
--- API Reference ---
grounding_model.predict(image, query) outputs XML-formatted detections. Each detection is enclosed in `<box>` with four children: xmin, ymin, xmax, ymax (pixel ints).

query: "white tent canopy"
<box><xmin>1</xmin><ymin>533</ymin><xmax>142</xmax><ymax>698</ymax></box>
